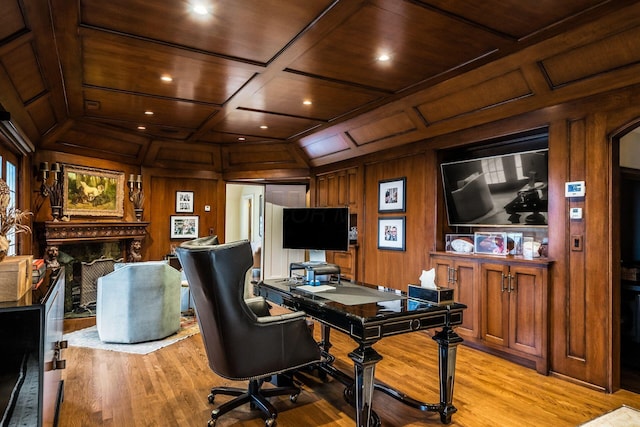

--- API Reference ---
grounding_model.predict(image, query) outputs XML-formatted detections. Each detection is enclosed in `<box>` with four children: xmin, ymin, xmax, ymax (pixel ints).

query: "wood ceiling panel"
<box><xmin>222</xmin><ymin>143</ymin><xmax>305</xmax><ymax>170</ymax></box>
<box><xmin>416</xmin><ymin>70</ymin><xmax>533</xmax><ymax>124</ymax></box>
<box><xmin>303</xmin><ymin>134</ymin><xmax>350</xmax><ymax>159</ymax></box>
<box><xmin>347</xmin><ymin>111</ymin><xmax>416</xmax><ymax>145</ymax></box>
<box><xmin>0</xmin><ymin>0</ymin><xmax>26</xmax><ymax>42</ymax></box>
<box><xmin>26</xmin><ymin>96</ymin><xmax>58</xmax><ymax>135</ymax></box>
<box><xmin>153</xmin><ymin>143</ymin><xmax>219</xmax><ymax>170</ymax></box>
<box><xmin>54</xmin><ymin>123</ymin><xmax>147</xmax><ymax>163</ymax></box>
<box><xmin>540</xmin><ymin>25</ymin><xmax>640</xmax><ymax>88</ymax></box>
<box><xmin>288</xmin><ymin>1</ymin><xmax>508</xmax><ymax>92</ymax></box>
<box><xmin>82</xmin><ymin>88</ymin><xmax>216</xmax><ymax>130</ymax></box>
<box><xmin>211</xmin><ymin>109</ymin><xmax>322</xmax><ymax>140</ymax></box>
<box><xmin>1</xmin><ymin>41</ymin><xmax>46</xmax><ymax>103</ymax></box>
<box><xmin>79</xmin><ymin>0</ymin><xmax>334</xmax><ymax>64</ymax></box>
<box><xmin>81</xmin><ymin>32</ymin><xmax>258</xmax><ymax>104</ymax></box>
<box><xmin>239</xmin><ymin>74</ymin><xmax>384</xmax><ymax>121</ymax></box>
<box><xmin>418</xmin><ymin>0</ymin><xmax>608</xmax><ymax>40</ymax></box>
<box><xmin>199</xmin><ymin>132</ymin><xmax>270</xmax><ymax>145</ymax></box>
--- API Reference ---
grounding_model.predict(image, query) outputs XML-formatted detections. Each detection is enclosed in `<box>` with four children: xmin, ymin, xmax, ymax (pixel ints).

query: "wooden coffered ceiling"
<box><xmin>1</xmin><ymin>0</ymin><xmax>640</xmax><ymax>175</ymax></box>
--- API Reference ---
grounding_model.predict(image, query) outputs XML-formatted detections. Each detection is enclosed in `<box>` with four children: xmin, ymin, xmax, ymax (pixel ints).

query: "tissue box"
<box><xmin>408</xmin><ymin>284</ymin><xmax>454</xmax><ymax>305</ymax></box>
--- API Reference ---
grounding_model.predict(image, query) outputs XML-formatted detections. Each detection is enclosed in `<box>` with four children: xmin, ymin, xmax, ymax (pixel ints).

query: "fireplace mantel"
<box><xmin>37</xmin><ymin>221</ymin><xmax>149</xmax><ymax>246</ymax></box>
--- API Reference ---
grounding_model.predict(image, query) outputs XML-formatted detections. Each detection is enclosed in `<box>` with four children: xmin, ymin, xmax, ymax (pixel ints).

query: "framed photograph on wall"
<box><xmin>378</xmin><ymin>217</ymin><xmax>406</xmax><ymax>251</ymax></box>
<box><xmin>176</xmin><ymin>191</ymin><xmax>194</xmax><ymax>213</ymax></box>
<box><xmin>63</xmin><ymin>164</ymin><xmax>125</xmax><ymax>217</ymax></box>
<box><xmin>170</xmin><ymin>215</ymin><xmax>199</xmax><ymax>239</ymax></box>
<box><xmin>378</xmin><ymin>177</ymin><xmax>406</xmax><ymax>212</ymax></box>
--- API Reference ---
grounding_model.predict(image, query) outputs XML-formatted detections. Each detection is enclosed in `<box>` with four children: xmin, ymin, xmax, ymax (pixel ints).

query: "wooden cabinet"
<box><xmin>480</xmin><ymin>262</ymin><xmax>548</xmax><ymax>373</ymax></box>
<box><xmin>0</xmin><ymin>268</ymin><xmax>66</xmax><ymax>426</ymax></box>
<box><xmin>430</xmin><ymin>252</ymin><xmax>550</xmax><ymax>374</ymax></box>
<box><xmin>326</xmin><ymin>245</ymin><xmax>358</xmax><ymax>282</ymax></box>
<box><xmin>316</xmin><ymin>167</ymin><xmax>359</xmax><ymax>210</ymax></box>
<box><xmin>430</xmin><ymin>254</ymin><xmax>479</xmax><ymax>338</ymax></box>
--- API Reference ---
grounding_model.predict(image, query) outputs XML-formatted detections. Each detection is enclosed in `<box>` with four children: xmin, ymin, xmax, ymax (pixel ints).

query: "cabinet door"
<box><xmin>454</xmin><ymin>259</ymin><xmax>479</xmax><ymax>338</ymax></box>
<box><xmin>431</xmin><ymin>256</ymin><xmax>454</xmax><ymax>287</ymax></box>
<box><xmin>481</xmin><ymin>263</ymin><xmax>509</xmax><ymax>348</ymax></box>
<box><xmin>509</xmin><ymin>265</ymin><xmax>545</xmax><ymax>356</ymax></box>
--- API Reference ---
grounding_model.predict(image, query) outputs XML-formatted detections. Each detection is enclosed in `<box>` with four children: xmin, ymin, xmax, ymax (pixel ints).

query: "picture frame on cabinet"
<box><xmin>176</xmin><ymin>191</ymin><xmax>194</xmax><ymax>213</ymax></box>
<box><xmin>445</xmin><ymin>234</ymin><xmax>475</xmax><ymax>254</ymax></box>
<box><xmin>507</xmin><ymin>232</ymin><xmax>523</xmax><ymax>255</ymax></box>
<box><xmin>378</xmin><ymin>217</ymin><xmax>405</xmax><ymax>251</ymax></box>
<box><xmin>170</xmin><ymin>215</ymin><xmax>199</xmax><ymax>239</ymax></box>
<box><xmin>378</xmin><ymin>177</ymin><xmax>406</xmax><ymax>212</ymax></box>
<box><xmin>63</xmin><ymin>164</ymin><xmax>125</xmax><ymax>217</ymax></box>
<box><xmin>474</xmin><ymin>232</ymin><xmax>509</xmax><ymax>255</ymax></box>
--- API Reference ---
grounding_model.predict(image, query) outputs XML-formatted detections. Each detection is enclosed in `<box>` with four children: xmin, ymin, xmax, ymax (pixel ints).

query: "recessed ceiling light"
<box><xmin>238</xmin><ymin>137</ymin><xmax>246</xmax><ymax>141</ymax></box>
<box><xmin>260</xmin><ymin>125</ymin><xmax>268</xmax><ymax>129</ymax></box>
<box><xmin>137</xmin><ymin>126</ymin><xmax>146</xmax><ymax>130</ymax></box>
<box><xmin>160</xmin><ymin>75</ymin><xmax>173</xmax><ymax>82</ymax></box>
<box><xmin>144</xmin><ymin>110</ymin><xmax>154</xmax><ymax>115</ymax></box>
<box><xmin>377</xmin><ymin>53</ymin><xmax>391</xmax><ymax>62</ymax></box>
<box><xmin>303</xmin><ymin>100</ymin><xmax>312</xmax><ymax>105</ymax></box>
<box><xmin>192</xmin><ymin>3</ymin><xmax>210</xmax><ymax>15</ymax></box>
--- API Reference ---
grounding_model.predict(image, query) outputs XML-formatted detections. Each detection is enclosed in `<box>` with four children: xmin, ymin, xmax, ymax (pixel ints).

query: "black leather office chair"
<box><xmin>176</xmin><ymin>237</ymin><xmax>322</xmax><ymax>427</ymax></box>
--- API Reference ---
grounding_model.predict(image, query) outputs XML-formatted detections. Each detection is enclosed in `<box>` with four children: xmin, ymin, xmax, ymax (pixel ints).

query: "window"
<box><xmin>0</xmin><ymin>143</ymin><xmax>22</xmax><ymax>255</ymax></box>
<box><xmin>481</xmin><ymin>157</ymin><xmax>506</xmax><ymax>184</ymax></box>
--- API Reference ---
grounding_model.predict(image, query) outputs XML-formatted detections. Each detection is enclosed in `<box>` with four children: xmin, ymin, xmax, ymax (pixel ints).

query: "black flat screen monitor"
<box><xmin>282</xmin><ymin>207</ymin><xmax>349</xmax><ymax>252</ymax></box>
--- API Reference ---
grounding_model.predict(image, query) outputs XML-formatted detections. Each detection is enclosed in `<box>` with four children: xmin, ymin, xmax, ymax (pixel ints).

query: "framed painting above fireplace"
<box><xmin>63</xmin><ymin>165</ymin><xmax>125</xmax><ymax>217</ymax></box>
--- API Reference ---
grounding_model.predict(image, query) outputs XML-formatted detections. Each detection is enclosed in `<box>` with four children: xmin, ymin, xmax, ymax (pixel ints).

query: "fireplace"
<box><xmin>35</xmin><ymin>221</ymin><xmax>149</xmax><ymax>315</ymax></box>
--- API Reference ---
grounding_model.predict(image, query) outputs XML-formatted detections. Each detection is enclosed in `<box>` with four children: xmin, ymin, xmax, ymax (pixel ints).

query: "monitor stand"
<box><xmin>308</xmin><ymin>249</ymin><xmax>326</xmax><ymax>264</ymax></box>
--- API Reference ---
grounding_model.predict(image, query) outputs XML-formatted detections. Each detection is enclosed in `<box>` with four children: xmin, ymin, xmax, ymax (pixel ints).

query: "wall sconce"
<box><xmin>39</xmin><ymin>161</ymin><xmax>63</xmax><ymax>221</ymax></box>
<box><xmin>128</xmin><ymin>174</ymin><xmax>144</xmax><ymax>221</ymax></box>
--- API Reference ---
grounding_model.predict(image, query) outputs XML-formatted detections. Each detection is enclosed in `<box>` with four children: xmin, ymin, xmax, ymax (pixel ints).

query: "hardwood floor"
<box><xmin>59</xmin><ymin>319</ymin><xmax>640</xmax><ymax>427</ymax></box>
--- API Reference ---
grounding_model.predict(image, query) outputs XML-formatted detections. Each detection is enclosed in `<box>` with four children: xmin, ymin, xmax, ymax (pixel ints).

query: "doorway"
<box><xmin>618</xmin><ymin>127</ymin><xmax>640</xmax><ymax>392</ymax></box>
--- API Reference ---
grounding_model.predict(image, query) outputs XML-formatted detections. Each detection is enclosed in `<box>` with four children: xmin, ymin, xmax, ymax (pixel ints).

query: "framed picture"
<box><xmin>378</xmin><ymin>217</ymin><xmax>406</xmax><ymax>251</ymax></box>
<box><xmin>170</xmin><ymin>215</ymin><xmax>199</xmax><ymax>239</ymax></box>
<box><xmin>474</xmin><ymin>232</ymin><xmax>509</xmax><ymax>255</ymax></box>
<box><xmin>176</xmin><ymin>191</ymin><xmax>194</xmax><ymax>213</ymax></box>
<box><xmin>378</xmin><ymin>177</ymin><xmax>406</xmax><ymax>212</ymax></box>
<box><xmin>507</xmin><ymin>232</ymin><xmax>523</xmax><ymax>255</ymax></box>
<box><xmin>445</xmin><ymin>234</ymin><xmax>475</xmax><ymax>254</ymax></box>
<box><xmin>63</xmin><ymin>165</ymin><xmax>125</xmax><ymax>217</ymax></box>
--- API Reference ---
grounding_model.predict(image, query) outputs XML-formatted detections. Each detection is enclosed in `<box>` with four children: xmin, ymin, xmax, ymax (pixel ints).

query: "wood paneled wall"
<box><xmin>311</xmin><ymin>82</ymin><xmax>640</xmax><ymax>392</ymax></box>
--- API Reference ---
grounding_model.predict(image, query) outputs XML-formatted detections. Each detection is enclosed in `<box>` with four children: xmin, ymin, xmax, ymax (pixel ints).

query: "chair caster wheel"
<box><xmin>290</xmin><ymin>393</ymin><xmax>299</xmax><ymax>403</ymax></box>
<box><xmin>265</xmin><ymin>418</ymin><xmax>276</xmax><ymax>426</ymax></box>
<box><xmin>207</xmin><ymin>418</ymin><xmax>217</xmax><ymax>427</ymax></box>
<box><xmin>207</xmin><ymin>393</ymin><xmax>214</xmax><ymax>404</ymax></box>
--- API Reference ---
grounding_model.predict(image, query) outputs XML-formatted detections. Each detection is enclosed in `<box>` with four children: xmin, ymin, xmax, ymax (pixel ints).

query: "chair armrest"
<box><xmin>256</xmin><ymin>310</ymin><xmax>307</xmax><ymax>324</ymax></box>
<box><xmin>245</xmin><ymin>296</ymin><xmax>272</xmax><ymax>317</ymax></box>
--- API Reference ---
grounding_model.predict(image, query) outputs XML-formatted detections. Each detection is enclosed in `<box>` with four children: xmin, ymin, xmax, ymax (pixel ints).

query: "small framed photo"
<box><xmin>378</xmin><ymin>177</ymin><xmax>406</xmax><ymax>213</ymax></box>
<box><xmin>474</xmin><ymin>232</ymin><xmax>509</xmax><ymax>255</ymax></box>
<box><xmin>507</xmin><ymin>232</ymin><xmax>523</xmax><ymax>255</ymax></box>
<box><xmin>378</xmin><ymin>217</ymin><xmax>406</xmax><ymax>251</ymax></box>
<box><xmin>176</xmin><ymin>191</ymin><xmax>194</xmax><ymax>213</ymax></box>
<box><xmin>445</xmin><ymin>234</ymin><xmax>475</xmax><ymax>254</ymax></box>
<box><xmin>170</xmin><ymin>215</ymin><xmax>199</xmax><ymax>239</ymax></box>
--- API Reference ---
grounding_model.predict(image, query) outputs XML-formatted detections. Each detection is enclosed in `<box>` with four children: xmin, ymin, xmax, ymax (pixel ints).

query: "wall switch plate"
<box><xmin>204</xmin><ymin>205</ymin><xmax>211</xmax><ymax>212</ymax></box>
<box><xmin>570</xmin><ymin>207</ymin><xmax>583</xmax><ymax>219</ymax></box>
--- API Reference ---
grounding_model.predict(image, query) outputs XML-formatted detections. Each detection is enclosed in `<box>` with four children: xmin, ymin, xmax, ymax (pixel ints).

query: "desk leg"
<box><xmin>432</xmin><ymin>326</ymin><xmax>463</xmax><ymax>424</ymax></box>
<box><xmin>320</xmin><ymin>323</ymin><xmax>332</xmax><ymax>353</ymax></box>
<box><xmin>349</xmin><ymin>345</ymin><xmax>382</xmax><ymax>427</ymax></box>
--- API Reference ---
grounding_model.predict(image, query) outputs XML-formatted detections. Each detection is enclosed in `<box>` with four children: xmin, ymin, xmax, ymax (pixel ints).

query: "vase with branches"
<box><xmin>0</xmin><ymin>179</ymin><xmax>32</xmax><ymax>261</ymax></box>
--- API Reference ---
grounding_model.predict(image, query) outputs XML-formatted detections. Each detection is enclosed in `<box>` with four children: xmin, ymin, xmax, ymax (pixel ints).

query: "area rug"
<box><xmin>580</xmin><ymin>405</ymin><xmax>640</xmax><ymax>426</ymax></box>
<box><xmin>64</xmin><ymin>320</ymin><xmax>199</xmax><ymax>355</ymax></box>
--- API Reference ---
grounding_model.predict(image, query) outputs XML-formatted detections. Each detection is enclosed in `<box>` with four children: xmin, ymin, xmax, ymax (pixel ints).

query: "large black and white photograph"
<box><xmin>441</xmin><ymin>149</ymin><xmax>548</xmax><ymax>227</ymax></box>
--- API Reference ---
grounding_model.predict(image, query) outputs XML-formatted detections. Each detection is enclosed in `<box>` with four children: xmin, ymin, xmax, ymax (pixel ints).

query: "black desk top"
<box><xmin>257</xmin><ymin>279</ymin><xmax>466</xmax><ymax>343</ymax></box>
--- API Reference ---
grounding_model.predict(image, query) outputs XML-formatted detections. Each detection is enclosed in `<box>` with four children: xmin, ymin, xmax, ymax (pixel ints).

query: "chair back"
<box><xmin>176</xmin><ymin>237</ymin><xmax>320</xmax><ymax>380</ymax></box>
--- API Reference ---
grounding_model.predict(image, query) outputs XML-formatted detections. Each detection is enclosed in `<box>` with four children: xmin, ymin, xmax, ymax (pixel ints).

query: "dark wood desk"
<box><xmin>255</xmin><ymin>279</ymin><xmax>466</xmax><ymax>427</ymax></box>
